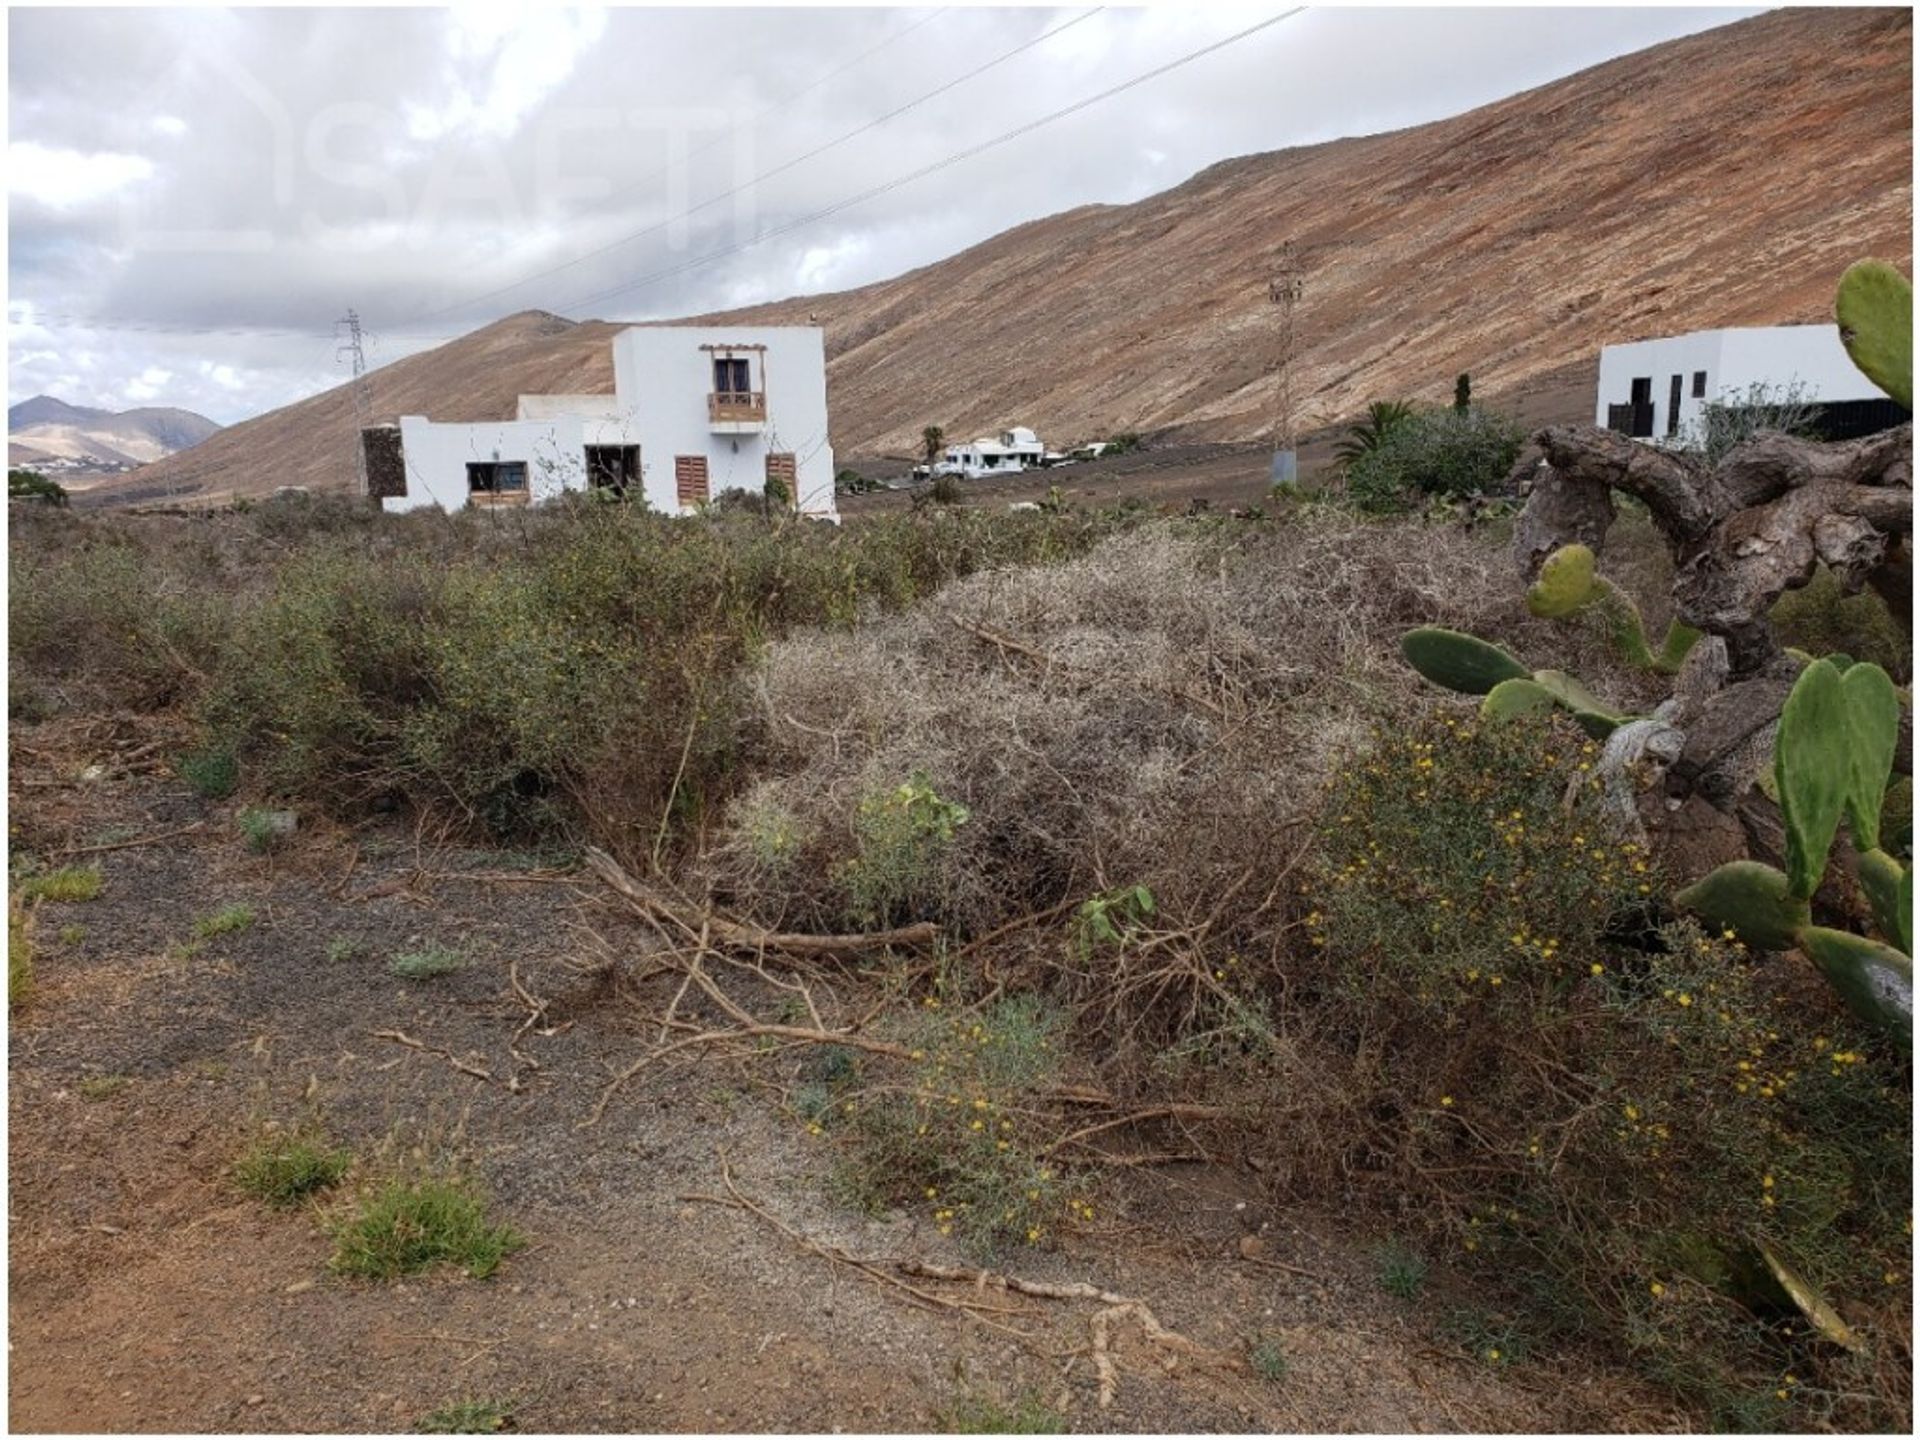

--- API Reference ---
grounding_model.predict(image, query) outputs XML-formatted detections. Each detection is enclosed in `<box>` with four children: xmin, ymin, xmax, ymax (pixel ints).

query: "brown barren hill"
<box><xmin>111</xmin><ymin>6</ymin><xmax>1911</xmax><ymax>506</ymax></box>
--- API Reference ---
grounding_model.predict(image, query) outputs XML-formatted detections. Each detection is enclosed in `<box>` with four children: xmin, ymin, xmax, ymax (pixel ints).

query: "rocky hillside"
<box><xmin>108</xmin><ymin>6</ymin><xmax>1910</xmax><ymax>505</ymax></box>
<box><xmin>10</xmin><ymin>395</ymin><xmax>221</xmax><ymax>473</ymax></box>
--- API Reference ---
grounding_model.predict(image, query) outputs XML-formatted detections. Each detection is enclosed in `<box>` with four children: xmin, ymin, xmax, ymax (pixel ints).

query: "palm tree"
<box><xmin>921</xmin><ymin>425</ymin><xmax>946</xmax><ymax>474</ymax></box>
<box><xmin>1333</xmin><ymin>400</ymin><xmax>1417</xmax><ymax>465</ymax></box>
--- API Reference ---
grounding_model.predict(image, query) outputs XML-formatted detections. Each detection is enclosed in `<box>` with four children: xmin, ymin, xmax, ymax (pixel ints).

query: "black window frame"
<box><xmin>466</xmin><ymin>460</ymin><xmax>528</xmax><ymax>494</ymax></box>
<box><xmin>712</xmin><ymin>356</ymin><xmax>752</xmax><ymax>394</ymax></box>
<box><xmin>1692</xmin><ymin>370</ymin><xmax>1708</xmax><ymax>399</ymax></box>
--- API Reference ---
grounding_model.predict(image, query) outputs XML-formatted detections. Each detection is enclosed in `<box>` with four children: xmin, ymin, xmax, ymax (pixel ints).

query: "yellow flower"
<box><xmin>1440</xmin><ymin>1095</ymin><xmax>1455</xmax><ymax>1108</ymax></box>
<box><xmin>1649</xmin><ymin>1281</ymin><xmax>1665</xmax><ymax>1297</ymax></box>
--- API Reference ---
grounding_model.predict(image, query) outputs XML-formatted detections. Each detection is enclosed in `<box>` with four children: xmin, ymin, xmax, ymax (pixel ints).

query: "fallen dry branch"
<box><xmin>587</xmin><ymin>846</ymin><xmax>939</xmax><ymax>958</ymax></box>
<box><xmin>898</xmin><ymin>1260</ymin><xmax>1241</xmax><ymax>1407</ymax></box>
<box><xmin>681</xmin><ymin>1154</ymin><xmax>1038</xmax><ymax>1334</ymax></box>
<box><xmin>369</xmin><ymin>1028</ymin><xmax>499</xmax><ymax>1086</ymax></box>
<box><xmin>55</xmin><ymin>821</ymin><xmax>205</xmax><ymax>859</ymax></box>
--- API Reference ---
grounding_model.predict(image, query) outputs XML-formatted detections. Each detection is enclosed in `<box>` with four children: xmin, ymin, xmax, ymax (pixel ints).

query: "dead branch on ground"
<box><xmin>898</xmin><ymin>1260</ymin><xmax>1242</xmax><ymax>1407</ymax></box>
<box><xmin>587</xmin><ymin>846</ymin><xmax>938</xmax><ymax>958</ymax></box>
<box><xmin>369</xmin><ymin>1028</ymin><xmax>500</xmax><ymax>1086</ymax></box>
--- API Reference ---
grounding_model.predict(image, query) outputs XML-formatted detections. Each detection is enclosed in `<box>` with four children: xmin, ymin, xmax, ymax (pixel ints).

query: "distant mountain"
<box><xmin>8</xmin><ymin>395</ymin><xmax>222</xmax><ymax>474</ymax></box>
<box><xmin>105</xmin><ymin>6</ymin><xmax>1910</xmax><ymax>506</ymax></box>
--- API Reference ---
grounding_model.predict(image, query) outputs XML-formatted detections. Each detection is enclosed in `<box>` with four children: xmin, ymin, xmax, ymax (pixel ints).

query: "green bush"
<box><xmin>1304</xmin><ymin>711</ymin><xmax>1910</xmax><ymax>1425</ymax></box>
<box><xmin>1344</xmin><ymin>406</ymin><xmax>1525</xmax><ymax>514</ymax></box>
<box><xmin>9</xmin><ymin>467</ymin><xmax>67</xmax><ymax>506</ymax></box>
<box><xmin>390</xmin><ymin>943</ymin><xmax>465</xmax><ymax>980</ymax></box>
<box><xmin>328</xmin><ymin>1174</ymin><xmax>522</xmax><ymax>1280</ymax></box>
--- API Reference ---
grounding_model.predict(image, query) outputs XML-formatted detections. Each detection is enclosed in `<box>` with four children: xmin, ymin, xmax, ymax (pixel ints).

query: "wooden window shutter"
<box><xmin>674</xmin><ymin>455</ymin><xmax>709</xmax><ymax>507</ymax></box>
<box><xmin>765</xmin><ymin>452</ymin><xmax>797</xmax><ymax>505</ymax></box>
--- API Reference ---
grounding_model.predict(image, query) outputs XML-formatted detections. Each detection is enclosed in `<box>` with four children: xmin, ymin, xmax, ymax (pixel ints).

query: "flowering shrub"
<box><xmin>806</xmin><ymin>994</ymin><xmax>1088</xmax><ymax>1259</ymax></box>
<box><xmin>1307</xmin><ymin>710</ymin><xmax>1911</xmax><ymax>1427</ymax></box>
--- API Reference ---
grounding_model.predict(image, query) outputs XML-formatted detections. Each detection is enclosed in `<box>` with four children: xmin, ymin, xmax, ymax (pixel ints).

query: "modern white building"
<box><xmin>934</xmin><ymin>426</ymin><xmax>1048</xmax><ymax>479</ymax></box>
<box><xmin>365</xmin><ymin>326</ymin><xmax>837</xmax><ymax>519</ymax></box>
<box><xmin>1595</xmin><ymin>323</ymin><xmax>1906</xmax><ymax>446</ymax></box>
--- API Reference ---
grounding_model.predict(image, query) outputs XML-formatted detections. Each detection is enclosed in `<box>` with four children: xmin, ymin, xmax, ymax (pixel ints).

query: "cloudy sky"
<box><xmin>8</xmin><ymin>3</ymin><xmax>1762</xmax><ymax>425</ymax></box>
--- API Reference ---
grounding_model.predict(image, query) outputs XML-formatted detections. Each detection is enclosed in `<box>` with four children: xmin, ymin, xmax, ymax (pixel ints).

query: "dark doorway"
<box><xmin>585</xmin><ymin>444</ymin><xmax>640</xmax><ymax>498</ymax></box>
<box><xmin>1667</xmin><ymin>374</ymin><xmax>1683</xmax><ymax>437</ymax></box>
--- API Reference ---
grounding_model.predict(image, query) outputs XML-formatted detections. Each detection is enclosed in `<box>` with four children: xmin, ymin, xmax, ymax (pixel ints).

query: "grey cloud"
<box><xmin>9</xmin><ymin>5</ymin><xmax>1761</xmax><ymax>424</ymax></box>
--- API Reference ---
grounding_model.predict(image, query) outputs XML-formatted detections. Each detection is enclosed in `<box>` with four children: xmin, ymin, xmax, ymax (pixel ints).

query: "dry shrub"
<box><xmin>709</xmin><ymin>513</ymin><xmax>1605</xmax><ymax>1048</ymax></box>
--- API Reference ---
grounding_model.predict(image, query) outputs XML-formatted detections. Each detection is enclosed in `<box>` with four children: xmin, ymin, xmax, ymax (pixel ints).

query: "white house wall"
<box><xmin>384</xmin><ymin>325</ymin><xmax>835</xmax><ymax>518</ymax></box>
<box><xmin>1596</xmin><ymin>324</ymin><xmax>1883</xmax><ymax>443</ymax></box>
<box><xmin>612</xmin><ymin>326</ymin><xmax>836</xmax><ymax>517</ymax></box>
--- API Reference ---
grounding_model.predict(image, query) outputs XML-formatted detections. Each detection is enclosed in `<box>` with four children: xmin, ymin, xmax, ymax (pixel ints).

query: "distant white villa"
<box><xmin>1596</xmin><ymin>323</ymin><xmax>1908</xmax><ymax>446</ymax></box>
<box><xmin>933</xmin><ymin>426</ymin><xmax>1052</xmax><ymax>479</ymax></box>
<box><xmin>363</xmin><ymin>326</ymin><xmax>837</xmax><ymax>519</ymax></box>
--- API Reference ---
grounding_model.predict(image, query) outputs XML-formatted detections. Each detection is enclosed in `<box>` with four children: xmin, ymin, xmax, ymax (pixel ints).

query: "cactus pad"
<box><xmin>1775</xmin><ymin>659</ymin><xmax>1850</xmax><ymax>900</ymax></box>
<box><xmin>1799</xmin><ymin>926</ymin><xmax>1913</xmax><ymax>1043</ymax></box>
<box><xmin>1676</xmin><ymin>861</ymin><xmax>1810</xmax><ymax>953</ymax></box>
<box><xmin>1857</xmin><ymin>848</ymin><xmax>1911</xmax><ymax>956</ymax></box>
<box><xmin>1401</xmin><ymin>627</ymin><xmax>1528</xmax><ymax>696</ymax></box>
<box><xmin>1525</xmin><ymin>545</ymin><xmax>1598</xmax><ymax>619</ymax></box>
<box><xmin>1839</xmin><ymin>662</ymin><xmax>1900</xmax><ymax>853</ymax></box>
<box><xmin>1835</xmin><ymin>258</ymin><xmax>1913</xmax><ymax>411</ymax></box>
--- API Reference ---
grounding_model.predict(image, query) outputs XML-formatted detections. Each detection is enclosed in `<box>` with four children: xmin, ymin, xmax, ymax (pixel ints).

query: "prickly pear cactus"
<box><xmin>1835</xmin><ymin>258</ymin><xmax>1913</xmax><ymax>411</ymax></box>
<box><xmin>1525</xmin><ymin>543</ymin><xmax>1699</xmax><ymax>674</ymax></box>
<box><xmin>1679</xmin><ymin>657</ymin><xmax>1911</xmax><ymax>1043</ymax></box>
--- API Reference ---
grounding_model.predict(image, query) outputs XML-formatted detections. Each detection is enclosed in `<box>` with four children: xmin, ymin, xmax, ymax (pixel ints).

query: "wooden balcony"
<box><xmin>708</xmin><ymin>390</ymin><xmax>766</xmax><ymax>427</ymax></box>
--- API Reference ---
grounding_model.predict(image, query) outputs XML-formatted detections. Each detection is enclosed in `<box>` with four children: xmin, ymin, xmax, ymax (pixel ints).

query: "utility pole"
<box><xmin>336</xmin><ymin>308</ymin><xmax>371</xmax><ymax>494</ymax></box>
<box><xmin>1267</xmin><ymin>242</ymin><xmax>1303</xmax><ymax>487</ymax></box>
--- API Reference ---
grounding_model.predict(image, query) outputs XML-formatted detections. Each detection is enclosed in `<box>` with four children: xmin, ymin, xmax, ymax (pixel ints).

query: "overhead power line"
<box><xmin>399</xmin><ymin>6</ymin><xmax>1100</xmax><ymax>329</ymax></box>
<box><xmin>552</xmin><ymin>7</ymin><xmax>1306</xmax><ymax>318</ymax></box>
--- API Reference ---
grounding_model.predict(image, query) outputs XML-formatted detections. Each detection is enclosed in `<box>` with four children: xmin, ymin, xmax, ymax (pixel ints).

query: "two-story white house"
<box><xmin>364</xmin><ymin>325</ymin><xmax>837</xmax><ymax>519</ymax></box>
<box><xmin>1595</xmin><ymin>323</ymin><xmax>1907</xmax><ymax>447</ymax></box>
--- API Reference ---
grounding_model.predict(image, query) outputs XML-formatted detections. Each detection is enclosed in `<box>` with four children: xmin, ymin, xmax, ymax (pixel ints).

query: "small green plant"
<box><xmin>15</xmin><ymin>865</ymin><xmax>104</xmax><ymax>904</ymax></box>
<box><xmin>1375</xmin><ymin>1241</ymin><xmax>1428</xmax><ymax>1300</ymax></box>
<box><xmin>1072</xmin><ymin>884</ymin><xmax>1155</xmax><ymax>959</ymax></box>
<box><xmin>390</xmin><ymin>943</ymin><xmax>466</xmax><ymax>980</ymax></box>
<box><xmin>1104</xmin><ymin>431</ymin><xmax>1142</xmax><ymax>455</ymax></box>
<box><xmin>1248</xmin><ymin>1334</ymin><xmax>1289</xmax><ymax>1383</ymax></box>
<box><xmin>58</xmin><ymin>923</ymin><xmax>85</xmax><ymax>946</ymax></box>
<box><xmin>841</xmin><ymin>770</ymin><xmax>970</xmax><ymax>927</ymax></box>
<box><xmin>233</xmin><ymin>1130</ymin><xmax>352</xmax><ymax>1207</ymax></box>
<box><xmin>79</xmin><ymin>1074</ymin><xmax>130</xmax><ymax>1101</ymax></box>
<box><xmin>327</xmin><ymin>1173</ymin><xmax>522</xmax><ymax>1280</ymax></box>
<box><xmin>1439</xmin><ymin>1307</ymin><xmax>1532</xmax><ymax>1368</ymax></box>
<box><xmin>176</xmin><ymin>746</ymin><xmax>238</xmax><ymax>799</ymax></box>
<box><xmin>194</xmin><ymin>903</ymin><xmax>256</xmax><ymax>939</ymax></box>
<box><xmin>9</xmin><ymin>901</ymin><xmax>35</xmax><ymax>1009</ymax></box>
<box><xmin>937</xmin><ymin>1389</ymin><xmax>1066</xmax><ymax>1435</ymax></box>
<box><xmin>1333</xmin><ymin>400</ymin><xmax>1417</xmax><ymax>464</ymax></box>
<box><xmin>237</xmin><ymin>806</ymin><xmax>291</xmax><ymax>854</ymax></box>
<box><xmin>414</xmin><ymin>1398</ymin><xmax>514</xmax><ymax>1434</ymax></box>
<box><xmin>822</xmin><ymin>993</ymin><xmax>1082</xmax><ymax>1258</ymax></box>
<box><xmin>325</xmin><ymin>936</ymin><xmax>363</xmax><ymax>963</ymax></box>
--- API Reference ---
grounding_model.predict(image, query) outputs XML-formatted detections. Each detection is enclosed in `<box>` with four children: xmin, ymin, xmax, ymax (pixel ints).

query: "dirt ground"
<box><xmin>7</xmin><ymin>717</ymin><xmax>1681</xmax><ymax>1434</ymax></box>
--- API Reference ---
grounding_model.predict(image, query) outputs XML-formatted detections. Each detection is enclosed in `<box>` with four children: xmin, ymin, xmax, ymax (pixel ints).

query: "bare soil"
<box><xmin>7</xmin><ymin>719</ymin><xmax>1680</xmax><ymax>1433</ymax></box>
